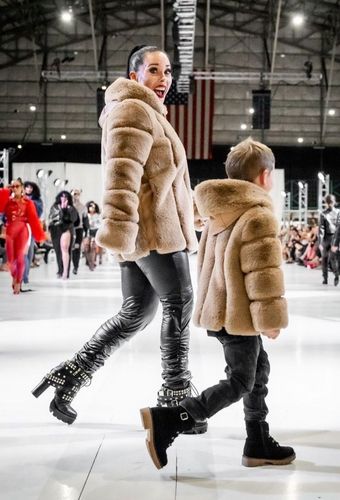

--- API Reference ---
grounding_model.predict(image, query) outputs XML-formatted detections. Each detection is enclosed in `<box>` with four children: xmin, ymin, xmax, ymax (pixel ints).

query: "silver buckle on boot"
<box><xmin>180</xmin><ymin>412</ymin><xmax>189</xmax><ymax>421</ymax></box>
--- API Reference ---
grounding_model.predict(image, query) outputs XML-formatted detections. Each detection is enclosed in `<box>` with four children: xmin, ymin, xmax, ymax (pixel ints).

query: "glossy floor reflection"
<box><xmin>0</xmin><ymin>257</ymin><xmax>339</xmax><ymax>500</ymax></box>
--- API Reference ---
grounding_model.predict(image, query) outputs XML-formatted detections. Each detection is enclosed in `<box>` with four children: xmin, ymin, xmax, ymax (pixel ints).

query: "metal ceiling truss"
<box><xmin>0</xmin><ymin>0</ymin><xmax>339</xmax><ymax>71</ymax></box>
<box><xmin>172</xmin><ymin>0</ymin><xmax>197</xmax><ymax>92</ymax></box>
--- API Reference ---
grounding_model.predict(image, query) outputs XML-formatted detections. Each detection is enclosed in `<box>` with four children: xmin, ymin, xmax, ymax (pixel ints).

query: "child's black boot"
<box><xmin>140</xmin><ymin>405</ymin><xmax>195</xmax><ymax>469</ymax></box>
<box><xmin>157</xmin><ymin>383</ymin><xmax>208</xmax><ymax>434</ymax></box>
<box><xmin>242</xmin><ymin>421</ymin><xmax>296</xmax><ymax>467</ymax></box>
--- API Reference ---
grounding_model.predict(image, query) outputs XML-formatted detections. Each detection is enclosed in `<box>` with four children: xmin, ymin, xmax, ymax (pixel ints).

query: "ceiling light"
<box><xmin>280</xmin><ymin>53</ymin><xmax>286</xmax><ymax>58</ymax></box>
<box><xmin>61</xmin><ymin>134</ymin><xmax>67</xmax><ymax>140</ymax></box>
<box><xmin>36</xmin><ymin>169</ymin><xmax>45</xmax><ymax>178</ymax></box>
<box><xmin>248</xmin><ymin>108</ymin><xmax>255</xmax><ymax>114</ymax></box>
<box><xmin>297</xmin><ymin>137</ymin><xmax>304</xmax><ymax>143</ymax></box>
<box><xmin>291</xmin><ymin>13</ymin><xmax>304</xmax><ymax>27</ymax></box>
<box><xmin>328</xmin><ymin>109</ymin><xmax>335</xmax><ymax>116</ymax></box>
<box><xmin>61</xmin><ymin>9</ymin><xmax>73</xmax><ymax>23</ymax></box>
<box><xmin>17</xmin><ymin>144</ymin><xmax>23</xmax><ymax>149</ymax></box>
<box><xmin>240</xmin><ymin>123</ymin><xmax>247</xmax><ymax>130</ymax></box>
<box><xmin>29</xmin><ymin>104</ymin><xmax>37</xmax><ymax>112</ymax></box>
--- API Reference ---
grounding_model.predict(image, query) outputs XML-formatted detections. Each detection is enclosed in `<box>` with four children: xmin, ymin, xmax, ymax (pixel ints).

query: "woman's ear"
<box><xmin>129</xmin><ymin>71</ymin><xmax>138</xmax><ymax>81</ymax></box>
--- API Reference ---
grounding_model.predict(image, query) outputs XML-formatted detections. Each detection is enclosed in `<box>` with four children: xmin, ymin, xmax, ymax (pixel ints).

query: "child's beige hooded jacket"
<box><xmin>193</xmin><ymin>179</ymin><xmax>288</xmax><ymax>335</ymax></box>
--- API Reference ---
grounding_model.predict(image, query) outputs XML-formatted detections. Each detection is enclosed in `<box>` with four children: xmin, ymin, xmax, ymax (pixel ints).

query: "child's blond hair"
<box><xmin>225</xmin><ymin>137</ymin><xmax>275</xmax><ymax>182</ymax></box>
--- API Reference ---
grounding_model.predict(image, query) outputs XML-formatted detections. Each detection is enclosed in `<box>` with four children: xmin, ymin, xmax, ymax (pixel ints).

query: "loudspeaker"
<box><xmin>252</xmin><ymin>89</ymin><xmax>271</xmax><ymax>129</ymax></box>
<box><xmin>96</xmin><ymin>88</ymin><xmax>106</xmax><ymax>125</ymax></box>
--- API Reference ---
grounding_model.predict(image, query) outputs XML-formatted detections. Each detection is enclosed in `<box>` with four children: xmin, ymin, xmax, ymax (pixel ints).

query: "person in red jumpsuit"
<box><xmin>0</xmin><ymin>178</ymin><xmax>45</xmax><ymax>294</ymax></box>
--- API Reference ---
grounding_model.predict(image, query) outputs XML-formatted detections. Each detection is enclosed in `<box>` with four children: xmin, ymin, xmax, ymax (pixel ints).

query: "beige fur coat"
<box><xmin>193</xmin><ymin>179</ymin><xmax>288</xmax><ymax>335</ymax></box>
<box><xmin>96</xmin><ymin>77</ymin><xmax>197</xmax><ymax>261</ymax></box>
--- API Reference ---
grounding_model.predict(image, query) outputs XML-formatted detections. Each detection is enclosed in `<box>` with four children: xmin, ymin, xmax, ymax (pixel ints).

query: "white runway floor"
<box><xmin>0</xmin><ymin>255</ymin><xmax>339</xmax><ymax>500</ymax></box>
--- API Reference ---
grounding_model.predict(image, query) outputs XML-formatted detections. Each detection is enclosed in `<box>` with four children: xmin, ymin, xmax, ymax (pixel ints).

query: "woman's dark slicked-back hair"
<box><xmin>126</xmin><ymin>45</ymin><xmax>166</xmax><ymax>78</ymax></box>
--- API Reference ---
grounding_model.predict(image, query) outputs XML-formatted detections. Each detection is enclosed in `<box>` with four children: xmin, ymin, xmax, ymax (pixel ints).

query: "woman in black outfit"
<box><xmin>48</xmin><ymin>190</ymin><xmax>79</xmax><ymax>279</ymax></box>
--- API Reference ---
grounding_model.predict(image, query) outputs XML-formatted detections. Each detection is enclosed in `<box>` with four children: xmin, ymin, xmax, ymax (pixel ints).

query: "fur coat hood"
<box><xmin>195</xmin><ymin>179</ymin><xmax>274</xmax><ymax>234</ymax></box>
<box><xmin>193</xmin><ymin>178</ymin><xmax>288</xmax><ymax>335</ymax></box>
<box><xmin>95</xmin><ymin>77</ymin><xmax>197</xmax><ymax>260</ymax></box>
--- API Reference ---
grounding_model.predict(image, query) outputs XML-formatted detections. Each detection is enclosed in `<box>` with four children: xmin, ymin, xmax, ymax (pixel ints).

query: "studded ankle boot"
<box><xmin>140</xmin><ymin>405</ymin><xmax>195</xmax><ymax>469</ymax></box>
<box><xmin>31</xmin><ymin>360</ymin><xmax>91</xmax><ymax>425</ymax></box>
<box><xmin>242</xmin><ymin>421</ymin><xmax>296</xmax><ymax>467</ymax></box>
<box><xmin>157</xmin><ymin>383</ymin><xmax>208</xmax><ymax>434</ymax></box>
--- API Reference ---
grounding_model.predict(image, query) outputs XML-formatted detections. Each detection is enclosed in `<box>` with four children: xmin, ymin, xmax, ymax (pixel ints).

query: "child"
<box><xmin>140</xmin><ymin>137</ymin><xmax>295</xmax><ymax>469</ymax></box>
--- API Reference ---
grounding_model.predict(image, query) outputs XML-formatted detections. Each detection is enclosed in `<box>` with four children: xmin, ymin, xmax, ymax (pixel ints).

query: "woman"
<box><xmin>48</xmin><ymin>190</ymin><xmax>79</xmax><ymax>279</ymax></box>
<box><xmin>71</xmin><ymin>189</ymin><xmax>88</xmax><ymax>275</ymax></box>
<box><xmin>0</xmin><ymin>179</ymin><xmax>45</xmax><ymax>294</ymax></box>
<box><xmin>32</xmin><ymin>46</ymin><xmax>206</xmax><ymax>434</ymax></box>
<box><xmin>23</xmin><ymin>181</ymin><xmax>43</xmax><ymax>285</ymax></box>
<box><xmin>83</xmin><ymin>201</ymin><xmax>101</xmax><ymax>271</ymax></box>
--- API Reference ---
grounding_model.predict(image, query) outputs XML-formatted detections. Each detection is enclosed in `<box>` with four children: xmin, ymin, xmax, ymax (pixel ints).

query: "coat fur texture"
<box><xmin>96</xmin><ymin>77</ymin><xmax>197</xmax><ymax>261</ymax></box>
<box><xmin>193</xmin><ymin>179</ymin><xmax>288</xmax><ymax>335</ymax></box>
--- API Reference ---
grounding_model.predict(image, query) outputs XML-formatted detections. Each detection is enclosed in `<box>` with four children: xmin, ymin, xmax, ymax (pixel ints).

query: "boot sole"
<box><xmin>140</xmin><ymin>408</ymin><xmax>163</xmax><ymax>470</ymax></box>
<box><xmin>242</xmin><ymin>452</ymin><xmax>296</xmax><ymax>467</ymax></box>
<box><xmin>49</xmin><ymin>399</ymin><xmax>76</xmax><ymax>425</ymax></box>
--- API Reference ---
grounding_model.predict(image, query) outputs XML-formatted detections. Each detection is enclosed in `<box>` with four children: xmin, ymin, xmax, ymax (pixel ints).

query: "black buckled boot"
<box><xmin>32</xmin><ymin>360</ymin><xmax>91</xmax><ymax>424</ymax></box>
<box><xmin>242</xmin><ymin>421</ymin><xmax>296</xmax><ymax>467</ymax></box>
<box><xmin>140</xmin><ymin>405</ymin><xmax>195</xmax><ymax>469</ymax></box>
<box><xmin>157</xmin><ymin>383</ymin><xmax>208</xmax><ymax>434</ymax></box>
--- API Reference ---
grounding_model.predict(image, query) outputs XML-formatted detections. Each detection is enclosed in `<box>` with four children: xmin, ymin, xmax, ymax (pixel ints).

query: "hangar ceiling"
<box><xmin>0</xmin><ymin>0</ymin><xmax>339</xmax><ymax>147</ymax></box>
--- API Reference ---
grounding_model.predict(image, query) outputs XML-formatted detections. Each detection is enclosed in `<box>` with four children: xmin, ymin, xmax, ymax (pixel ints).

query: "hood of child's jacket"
<box><xmin>98</xmin><ymin>77</ymin><xmax>167</xmax><ymax>128</ymax></box>
<box><xmin>194</xmin><ymin>179</ymin><xmax>274</xmax><ymax>234</ymax></box>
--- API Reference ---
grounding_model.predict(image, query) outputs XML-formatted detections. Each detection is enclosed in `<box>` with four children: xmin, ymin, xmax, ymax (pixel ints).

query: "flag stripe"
<box><xmin>166</xmin><ymin>78</ymin><xmax>214</xmax><ymax>160</ymax></box>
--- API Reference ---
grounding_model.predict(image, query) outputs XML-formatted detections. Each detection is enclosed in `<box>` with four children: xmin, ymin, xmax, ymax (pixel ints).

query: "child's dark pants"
<box><xmin>180</xmin><ymin>329</ymin><xmax>270</xmax><ymax>423</ymax></box>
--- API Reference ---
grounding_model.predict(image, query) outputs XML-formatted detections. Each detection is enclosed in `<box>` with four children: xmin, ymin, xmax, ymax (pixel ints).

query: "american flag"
<box><xmin>165</xmin><ymin>79</ymin><xmax>214</xmax><ymax>160</ymax></box>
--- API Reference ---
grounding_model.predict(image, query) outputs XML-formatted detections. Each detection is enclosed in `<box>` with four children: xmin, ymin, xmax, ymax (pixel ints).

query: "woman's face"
<box><xmin>11</xmin><ymin>181</ymin><xmax>23</xmax><ymax>196</ymax></box>
<box><xmin>25</xmin><ymin>185</ymin><xmax>33</xmax><ymax>195</ymax></box>
<box><xmin>130</xmin><ymin>51</ymin><xmax>172</xmax><ymax>103</ymax></box>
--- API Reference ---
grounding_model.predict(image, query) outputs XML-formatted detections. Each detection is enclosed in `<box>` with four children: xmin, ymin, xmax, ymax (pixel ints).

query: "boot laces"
<box><xmin>268</xmin><ymin>435</ymin><xmax>280</xmax><ymax>447</ymax></box>
<box><xmin>166</xmin><ymin>430</ymin><xmax>181</xmax><ymax>449</ymax></box>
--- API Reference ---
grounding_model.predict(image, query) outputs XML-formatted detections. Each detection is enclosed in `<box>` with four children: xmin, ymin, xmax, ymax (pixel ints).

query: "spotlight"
<box><xmin>240</xmin><ymin>123</ymin><xmax>247</xmax><ymax>130</ymax></box>
<box><xmin>101</xmin><ymin>84</ymin><xmax>107</xmax><ymax>90</ymax></box>
<box><xmin>248</xmin><ymin>108</ymin><xmax>255</xmax><ymax>115</ymax></box>
<box><xmin>61</xmin><ymin>9</ymin><xmax>73</xmax><ymax>23</ymax></box>
<box><xmin>298</xmin><ymin>181</ymin><xmax>304</xmax><ymax>189</ymax></box>
<box><xmin>54</xmin><ymin>178</ymin><xmax>61</xmax><ymax>187</ymax></box>
<box><xmin>17</xmin><ymin>144</ymin><xmax>23</xmax><ymax>149</ymax></box>
<box><xmin>29</xmin><ymin>104</ymin><xmax>37</xmax><ymax>112</ymax></box>
<box><xmin>36</xmin><ymin>169</ymin><xmax>45</xmax><ymax>178</ymax></box>
<box><xmin>328</xmin><ymin>109</ymin><xmax>335</xmax><ymax>116</ymax></box>
<box><xmin>63</xmin><ymin>180</ymin><xmax>69</xmax><ymax>187</ymax></box>
<box><xmin>291</xmin><ymin>13</ymin><xmax>304</xmax><ymax>27</ymax></box>
<box><xmin>318</xmin><ymin>172</ymin><xmax>325</xmax><ymax>182</ymax></box>
<box><xmin>48</xmin><ymin>170</ymin><xmax>53</xmax><ymax>177</ymax></box>
<box><xmin>297</xmin><ymin>137</ymin><xmax>304</xmax><ymax>143</ymax></box>
<box><xmin>280</xmin><ymin>191</ymin><xmax>287</xmax><ymax>197</ymax></box>
<box><xmin>61</xmin><ymin>134</ymin><xmax>67</xmax><ymax>140</ymax></box>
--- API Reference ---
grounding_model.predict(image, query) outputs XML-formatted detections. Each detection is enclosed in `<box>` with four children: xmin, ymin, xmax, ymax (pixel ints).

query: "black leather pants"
<box><xmin>74</xmin><ymin>251</ymin><xmax>193</xmax><ymax>388</ymax></box>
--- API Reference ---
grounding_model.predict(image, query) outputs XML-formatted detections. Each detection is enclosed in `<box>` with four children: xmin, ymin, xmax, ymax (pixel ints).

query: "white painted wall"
<box><xmin>13</xmin><ymin>162</ymin><xmax>103</xmax><ymax>220</ymax></box>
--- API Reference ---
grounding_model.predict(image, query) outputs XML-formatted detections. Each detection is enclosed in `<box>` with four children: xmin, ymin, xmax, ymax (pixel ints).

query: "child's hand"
<box><xmin>262</xmin><ymin>329</ymin><xmax>280</xmax><ymax>339</ymax></box>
